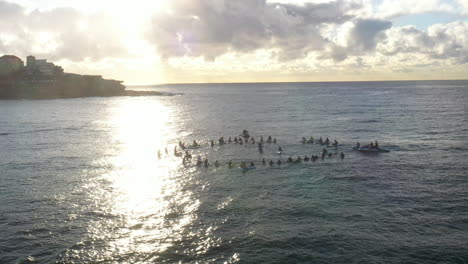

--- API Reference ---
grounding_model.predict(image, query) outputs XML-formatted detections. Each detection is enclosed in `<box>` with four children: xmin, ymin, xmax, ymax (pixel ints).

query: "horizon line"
<box><xmin>125</xmin><ymin>78</ymin><xmax>468</xmax><ymax>87</ymax></box>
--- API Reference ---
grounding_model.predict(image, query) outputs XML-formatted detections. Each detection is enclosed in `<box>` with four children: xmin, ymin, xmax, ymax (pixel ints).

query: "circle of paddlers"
<box><xmin>157</xmin><ymin>129</ymin><xmax>386</xmax><ymax>170</ymax></box>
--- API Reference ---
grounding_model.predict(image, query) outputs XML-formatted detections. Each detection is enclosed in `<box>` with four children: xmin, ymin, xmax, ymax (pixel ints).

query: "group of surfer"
<box><xmin>213</xmin><ymin>135</ymin><xmax>278</xmax><ymax>146</ymax></box>
<box><xmin>167</xmin><ymin>140</ymin><xmax>201</xmax><ymax>153</ymax></box>
<box><xmin>171</xmin><ymin>131</ymin><xmax>342</xmax><ymax>153</ymax></box>
<box><xmin>356</xmin><ymin>140</ymin><xmax>379</xmax><ymax>149</ymax></box>
<box><xmin>187</xmin><ymin>150</ymin><xmax>346</xmax><ymax>169</ymax></box>
<box><xmin>301</xmin><ymin>136</ymin><xmax>339</xmax><ymax>147</ymax></box>
<box><xmin>157</xmin><ymin>129</ymin><xmax>355</xmax><ymax>169</ymax></box>
<box><xmin>157</xmin><ymin>144</ymin><xmax>195</xmax><ymax>161</ymax></box>
<box><xmin>192</xmin><ymin>157</ymin><xmax>254</xmax><ymax>169</ymax></box>
<box><xmin>163</xmin><ymin>130</ymin><xmax>280</xmax><ymax>158</ymax></box>
<box><xmin>169</xmin><ymin>130</ymin><xmax>279</xmax><ymax>152</ymax></box>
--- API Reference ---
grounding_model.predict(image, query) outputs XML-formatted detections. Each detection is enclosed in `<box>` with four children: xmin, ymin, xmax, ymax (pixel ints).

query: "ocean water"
<box><xmin>0</xmin><ymin>80</ymin><xmax>467</xmax><ymax>263</ymax></box>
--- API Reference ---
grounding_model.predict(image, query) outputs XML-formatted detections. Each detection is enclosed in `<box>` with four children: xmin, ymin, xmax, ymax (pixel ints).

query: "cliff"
<box><xmin>0</xmin><ymin>74</ymin><xmax>126</xmax><ymax>99</ymax></box>
<box><xmin>0</xmin><ymin>55</ymin><xmax>165</xmax><ymax>99</ymax></box>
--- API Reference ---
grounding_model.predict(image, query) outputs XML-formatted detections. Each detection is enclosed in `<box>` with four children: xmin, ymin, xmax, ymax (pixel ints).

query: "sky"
<box><xmin>0</xmin><ymin>0</ymin><xmax>467</xmax><ymax>84</ymax></box>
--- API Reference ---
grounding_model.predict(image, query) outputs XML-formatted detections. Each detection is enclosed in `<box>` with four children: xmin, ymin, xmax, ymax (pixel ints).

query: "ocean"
<box><xmin>1</xmin><ymin>80</ymin><xmax>467</xmax><ymax>263</ymax></box>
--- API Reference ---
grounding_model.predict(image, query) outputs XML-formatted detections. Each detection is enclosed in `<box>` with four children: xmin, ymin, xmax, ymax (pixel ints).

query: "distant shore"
<box><xmin>0</xmin><ymin>87</ymin><xmax>177</xmax><ymax>100</ymax></box>
<box><xmin>1</xmin><ymin>54</ymin><xmax>180</xmax><ymax>100</ymax></box>
<box><xmin>123</xmin><ymin>90</ymin><xmax>177</xmax><ymax>97</ymax></box>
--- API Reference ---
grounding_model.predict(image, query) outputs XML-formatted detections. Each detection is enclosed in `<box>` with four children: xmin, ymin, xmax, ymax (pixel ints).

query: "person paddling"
<box><xmin>179</xmin><ymin>141</ymin><xmax>186</xmax><ymax>150</ymax></box>
<box><xmin>174</xmin><ymin>147</ymin><xmax>182</xmax><ymax>157</ymax></box>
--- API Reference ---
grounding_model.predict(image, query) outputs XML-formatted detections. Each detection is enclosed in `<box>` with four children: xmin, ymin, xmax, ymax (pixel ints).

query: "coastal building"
<box><xmin>1</xmin><ymin>54</ymin><xmax>125</xmax><ymax>99</ymax></box>
<box><xmin>26</xmin><ymin>55</ymin><xmax>36</xmax><ymax>68</ymax></box>
<box><xmin>25</xmin><ymin>56</ymin><xmax>56</xmax><ymax>77</ymax></box>
<box><xmin>0</xmin><ymin>55</ymin><xmax>24</xmax><ymax>77</ymax></box>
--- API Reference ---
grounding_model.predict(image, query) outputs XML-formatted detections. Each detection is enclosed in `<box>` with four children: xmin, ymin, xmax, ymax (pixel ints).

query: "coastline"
<box><xmin>123</xmin><ymin>90</ymin><xmax>177</xmax><ymax>97</ymax></box>
<box><xmin>0</xmin><ymin>55</ymin><xmax>180</xmax><ymax>100</ymax></box>
<box><xmin>0</xmin><ymin>89</ymin><xmax>177</xmax><ymax>100</ymax></box>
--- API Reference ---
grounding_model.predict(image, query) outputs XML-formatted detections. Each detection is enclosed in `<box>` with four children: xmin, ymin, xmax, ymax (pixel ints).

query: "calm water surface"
<box><xmin>0</xmin><ymin>81</ymin><xmax>467</xmax><ymax>263</ymax></box>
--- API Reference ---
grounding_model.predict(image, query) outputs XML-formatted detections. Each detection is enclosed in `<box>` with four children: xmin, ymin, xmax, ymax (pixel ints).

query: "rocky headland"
<box><xmin>0</xmin><ymin>55</ymin><xmax>168</xmax><ymax>99</ymax></box>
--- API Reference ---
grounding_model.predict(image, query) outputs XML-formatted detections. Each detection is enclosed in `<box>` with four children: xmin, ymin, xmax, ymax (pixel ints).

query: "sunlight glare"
<box><xmin>95</xmin><ymin>98</ymin><xmax>200</xmax><ymax>256</ymax></box>
<box><xmin>108</xmin><ymin>98</ymin><xmax>175</xmax><ymax>215</ymax></box>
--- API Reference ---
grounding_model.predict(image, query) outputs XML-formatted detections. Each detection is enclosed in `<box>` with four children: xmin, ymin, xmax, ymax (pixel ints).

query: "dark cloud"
<box><xmin>0</xmin><ymin>1</ymin><xmax>22</xmax><ymax>19</ymax></box>
<box><xmin>147</xmin><ymin>0</ymin><xmax>363</xmax><ymax>61</ymax></box>
<box><xmin>347</xmin><ymin>19</ymin><xmax>392</xmax><ymax>52</ymax></box>
<box><xmin>328</xmin><ymin>44</ymin><xmax>349</xmax><ymax>62</ymax></box>
<box><xmin>0</xmin><ymin>1</ymin><xmax>126</xmax><ymax>61</ymax></box>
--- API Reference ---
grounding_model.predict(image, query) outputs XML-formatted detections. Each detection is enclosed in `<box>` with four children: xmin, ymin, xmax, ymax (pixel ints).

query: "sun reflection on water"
<box><xmin>95</xmin><ymin>97</ymin><xmax>200</xmax><ymax>257</ymax></box>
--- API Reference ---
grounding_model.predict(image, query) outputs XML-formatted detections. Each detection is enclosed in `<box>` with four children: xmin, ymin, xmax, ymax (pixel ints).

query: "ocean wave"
<box><xmin>442</xmin><ymin>146</ymin><xmax>468</xmax><ymax>152</ymax></box>
<box><xmin>1</xmin><ymin>126</ymin><xmax>86</xmax><ymax>136</ymax></box>
<box><xmin>357</xmin><ymin>119</ymin><xmax>380</xmax><ymax>123</ymax></box>
<box><xmin>350</xmin><ymin>129</ymin><xmax>378</xmax><ymax>133</ymax></box>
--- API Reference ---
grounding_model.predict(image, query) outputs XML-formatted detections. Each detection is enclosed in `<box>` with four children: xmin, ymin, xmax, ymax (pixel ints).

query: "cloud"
<box><xmin>0</xmin><ymin>1</ymin><xmax>22</xmax><ymax>18</ymax></box>
<box><xmin>380</xmin><ymin>21</ymin><xmax>468</xmax><ymax>64</ymax></box>
<box><xmin>147</xmin><ymin>0</ymin><xmax>367</xmax><ymax>61</ymax></box>
<box><xmin>2</xmin><ymin>0</ymin><xmax>467</xmax><ymax>83</ymax></box>
<box><xmin>456</xmin><ymin>0</ymin><xmax>468</xmax><ymax>14</ymax></box>
<box><xmin>0</xmin><ymin>0</ymin><xmax>127</xmax><ymax>62</ymax></box>
<box><xmin>375</xmin><ymin>0</ymin><xmax>456</xmax><ymax>19</ymax></box>
<box><xmin>347</xmin><ymin>19</ymin><xmax>392</xmax><ymax>51</ymax></box>
<box><xmin>146</xmin><ymin>0</ymin><xmax>468</xmax><ymax>67</ymax></box>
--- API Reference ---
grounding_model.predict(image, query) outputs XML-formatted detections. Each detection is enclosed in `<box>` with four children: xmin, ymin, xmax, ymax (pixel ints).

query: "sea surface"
<box><xmin>1</xmin><ymin>80</ymin><xmax>467</xmax><ymax>263</ymax></box>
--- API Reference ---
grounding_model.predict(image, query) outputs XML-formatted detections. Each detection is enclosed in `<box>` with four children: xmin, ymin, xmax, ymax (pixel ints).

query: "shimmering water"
<box><xmin>1</xmin><ymin>80</ymin><xmax>467</xmax><ymax>263</ymax></box>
